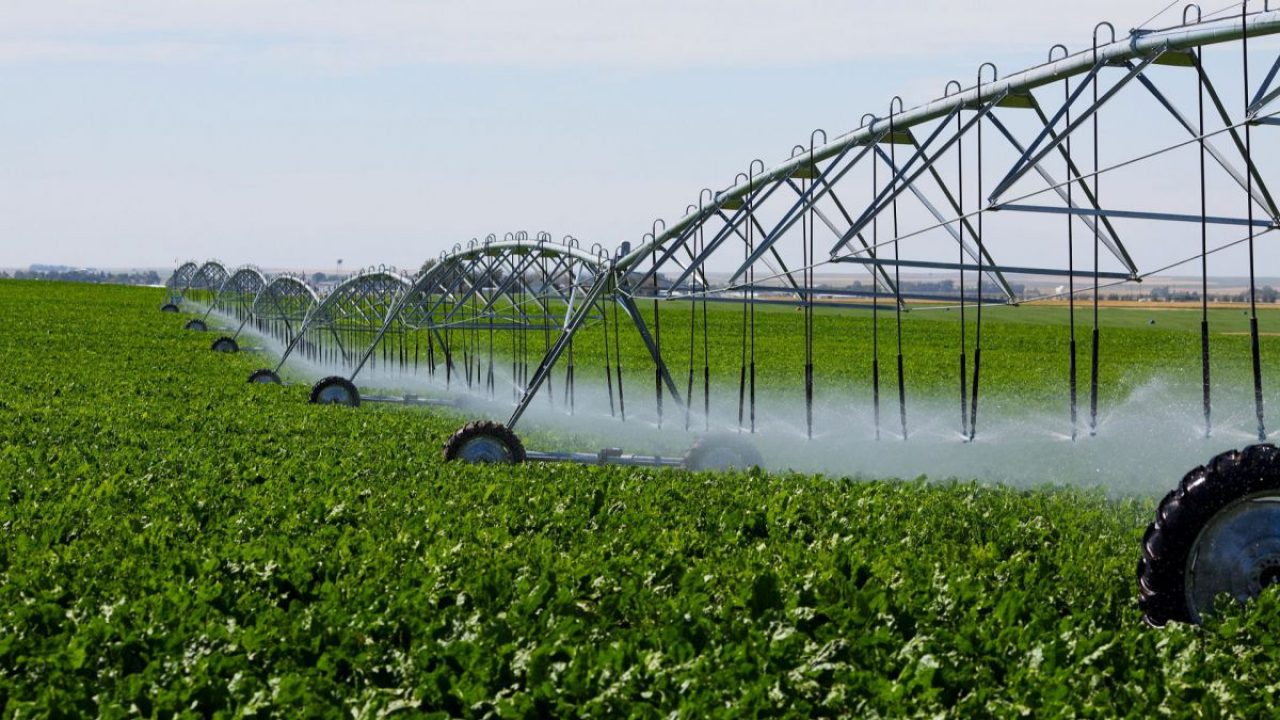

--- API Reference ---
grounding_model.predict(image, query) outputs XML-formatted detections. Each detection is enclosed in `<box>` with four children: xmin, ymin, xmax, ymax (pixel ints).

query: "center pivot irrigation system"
<box><xmin>164</xmin><ymin>4</ymin><xmax>1280</xmax><ymax>625</ymax></box>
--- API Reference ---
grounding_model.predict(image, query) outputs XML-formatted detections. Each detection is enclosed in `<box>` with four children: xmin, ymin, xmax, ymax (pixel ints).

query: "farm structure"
<box><xmin>162</xmin><ymin>6</ymin><xmax>1280</xmax><ymax>626</ymax></box>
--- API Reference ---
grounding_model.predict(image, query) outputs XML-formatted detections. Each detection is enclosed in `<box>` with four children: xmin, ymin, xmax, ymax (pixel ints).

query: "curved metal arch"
<box><xmin>306</xmin><ymin>269</ymin><xmax>413</xmax><ymax>326</ymax></box>
<box><xmin>165</xmin><ymin>261</ymin><xmax>199</xmax><ymax>303</ymax></box>
<box><xmin>388</xmin><ymin>237</ymin><xmax>607</xmax><ymax>331</ymax></box>
<box><xmin>188</xmin><ymin>261</ymin><xmax>230</xmax><ymax>293</ymax></box>
<box><xmin>248</xmin><ymin>273</ymin><xmax>318</xmax><ymax>349</ymax></box>
<box><xmin>184</xmin><ymin>261</ymin><xmax>231</xmax><ymax>314</ymax></box>
<box><xmin>252</xmin><ymin>274</ymin><xmax>319</xmax><ymax>322</ymax></box>
<box><xmin>615</xmin><ymin>9</ymin><xmax>1280</xmax><ymax>273</ymax></box>
<box><xmin>337</xmin><ymin>235</ymin><xmax>613</xmax><ymax>386</ymax></box>
<box><xmin>448</xmin><ymin>238</ymin><xmax>607</xmax><ymax>269</ymax></box>
<box><xmin>267</xmin><ymin>269</ymin><xmax>414</xmax><ymax>374</ymax></box>
<box><xmin>202</xmin><ymin>264</ymin><xmax>268</xmax><ymax>325</ymax></box>
<box><xmin>221</xmin><ymin>265</ymin><xmax>267</xmax><ymax>295</ymax></box>
<box><xmin>167</xmin><ymin>261</ymin><xmax>198</xmax><ymax>291</ymax></box>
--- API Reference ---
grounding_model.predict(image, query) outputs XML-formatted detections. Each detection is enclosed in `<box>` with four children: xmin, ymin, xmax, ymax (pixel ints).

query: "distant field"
<box><xmin>3</xmin><ymin>279</ymin><xmax>1280</xmax><ymax>716</ymax></box>
<box><xmin>498</xmin><ymin>294</ymin><xmax>1280</xmax><ymax>415</ymax></box>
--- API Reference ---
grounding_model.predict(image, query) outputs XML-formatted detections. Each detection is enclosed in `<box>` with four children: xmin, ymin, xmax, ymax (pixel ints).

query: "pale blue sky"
<box><xmin>0</xmin><ymin>0</ymin><xmax>1269</xmax><ymax>273</ymax></box>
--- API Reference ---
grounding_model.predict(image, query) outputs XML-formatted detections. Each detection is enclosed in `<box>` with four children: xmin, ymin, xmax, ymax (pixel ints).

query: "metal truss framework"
<box><xmin>199</xmin><ymin>265</ymin><xmax>266</xmax><ymax>332</ymax></box>
<box><xmin>344</xmin><ymin>234</ymin><xmax>613</xmax><ymax>396</ymax></box>
<box><xmin>503</xmin><ymin>5</ymin><xmax>1280</xmax><ymax>443</ymax></box>
<box><xmin>184</xmin><ymin>261</ymin><xmax>230</xmax><ymax>311</ymax></box>
<box><xmin>165</xmin><ymin>261</ymin><xmax>198</xmax><ymax>306</ymax></box>
<box><xmin>316</xmin><ymin>232</ymin><xmax>690</xmax><ymax>416</ymax></box>
<box><xmin>251</xmin><ymin>274</ymin><xmax>319</xmax><ymax>348</ymax></box>
<box><xmin>166</xmin><ymin>5</ymin><xmax>1280</xmax><ymax>448</ymax></box>
<box><xmin>269</xmin><ymin>268</ymin><xmax>413</xmax><ymax>373</ymax></box>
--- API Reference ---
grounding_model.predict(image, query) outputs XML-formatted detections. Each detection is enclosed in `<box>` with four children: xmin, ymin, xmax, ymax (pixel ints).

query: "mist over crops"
<box><xmin>251</xmin><ymin>297</ymin><xmax>1280</xmax><ymax>496</ymax></box>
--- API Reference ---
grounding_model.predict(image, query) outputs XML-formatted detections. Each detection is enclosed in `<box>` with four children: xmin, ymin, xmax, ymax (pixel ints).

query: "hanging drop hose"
<box><xmin>471</xmin><ymin>288</ymin><xmax>480</xmax><ymax>389</ymax></box>
<box><xmin>872</xmin><ymin>154</ymin><xmax>882</xmax><ymax>441</ymax></box>
<box><xmin>566</xmin><ymin>264</ymin><xmax>579</xmax><ymax>414</ymax></box>
<box><xmin>488</xmin><ymin>309</ymin><xmax>495</xmax><ymax>397</ymax></box>
<box><xmin>1197</xmin><ymin>43</ymin><xmax>1212</xmax><ymax>438</ymax></box>
<box><xmin>970</xmin><ymin>66</ymin><xmax>993</xmax><ymax>442</ymax></box>
<box><xmin>453</xmin><ymin>297</ymin><xmax>464</xmax><ymax>387</ymax></box>
<box><xmin>1244</xmin><ymin>9</ymin><xmax>1267</xmax><ymax>441</ymax></box>
<box><xmin>459</xmin><ymin>305</ymin><xmax>470</xmax><ymax>387</ymax></box>
<box><xmin>698</xmin><ymin>211</ymin><xmax>711</xmax><ymax>431</ymax></box>
<box><xmin>541</xmin><ymin>257</ymin><xmax>553</xmax><ymax>407</ymax></box>
<box><xmin>518</xmin><ymin>270</ymin><xmax>527</xmax><ymax>396</ymax></box>
<box><xmin>747</xmin><ymin>240</ymin><xmax>752</xmax><ymax>435</ymax></box>
<box><xmin>891</xmin><ymin>104</ymin><xmax>908</xmax><ymax>441</ymax></box>
<box><xmin>652</xmin><ymin>230</ymin><xmax>664</xmax><ymax>429</ymax></box>
<box><xmin>445</xmin><ymin>324</ymin><xmax>453</xmax><ymax>389</ymax></box>
<box><xmin>686</xmin><ymin>226</ymin><xmax>697</xmax><ymax>432</ymax></box>
<box><xmin>612</xmin><ymin>288</ymin><xmax>627</xmax><ymax>422</ymax></box>
<box><xmin>1065</xmin><ymin>69</ymin><xmax>1079</xmax><ymax>441</ymax></box>
<box><xmin>603</xmin><ymin>291</ymin><xmax>616</xmax><ymax>418</ymax></box>
<box><xmin>739</xmin><ymin>202</ymin><xmax>749</xmax><ymax>431</ymax></box>
<box><xmin>1089</xmin><ymin>40</ymin><xmax>1102</xmax><ymax>438</ymax></box>
<box><xmin>801</xmin><ymin>167</ymin><xmax>811</xmax><ymax>438</ymax></box>
<box><xmin>955</xmin><ymin>91</ymin><xmax>969</xmax><ymax>439</ymax></box>
<box><xmin>749</xmin><ymin>182</ymin><xmax>758</xmax><ymax>435</ymax></box>
<box><xmin>565</xmin><ymin>337</ymin><xmax>575</xmax><ymax>414</ymax></box>
<box><xmin>805</xmin><ymin>143</ymin><xmax>817</xmax><ymax>440</ymax></box>
<box><xmin>427</xmin><ymin>326</ymin><xmax>437</xmax><ymax>378</ymax></box>
<box><xmin>510</xmin><ymin>290</ymin><xmax>519</xmax><ymax>402</ymax></box>
<box><xmin>805</xmin><ymin>196</ymin><xmax>814</xmax><ymax>441</ymax></box>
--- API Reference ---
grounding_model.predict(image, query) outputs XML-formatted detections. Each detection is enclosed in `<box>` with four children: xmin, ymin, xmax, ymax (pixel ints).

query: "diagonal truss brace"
<box><xmin>831</xmin><ymin>93</ymin><xmax>1006</xmax><ymax>257</ymax></box>
<box><xmin>1249</xmin><ymin>53</ymin><xmax>1280</xmax><ymax>116</ymax></box>
<box><xmin>1130</xmin><ymin>60</ymin><xmax>1279</xmax><ymax>221</ymax></box>
<box><xmin>985</xmin><ymin>109</ymin><xmax>1136</xmax><ymax>274</ymax></box>
<box><xmin>1189</xmin><ymin>54</ymin><xmax>1280</xmax><ymax>221</ymax></box>
<box><xmin>871</xmin><ymin>144</ymin><xmax>1015</xmax><ymax>300</ymax></box>
<box><xmin>727</xmin><ymin>132</ymin><xmax>886</xmax><ymax>283</ymax></box>
<box><xmin>988</xmin><ymin>51</ymin><xmax>1163</xmax><ymax>204</ymax></box>
<box><xmin>508</xmin><ymin>271</ymin><xmax>683</xmax><ymax>429</ymax></box>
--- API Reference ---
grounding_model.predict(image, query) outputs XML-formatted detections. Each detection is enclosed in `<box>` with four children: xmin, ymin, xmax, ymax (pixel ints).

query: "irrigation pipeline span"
<box><xmin>162</xmin><ymin>6</ymin><xmax>1280</xmax><ymax>626</ymax></box>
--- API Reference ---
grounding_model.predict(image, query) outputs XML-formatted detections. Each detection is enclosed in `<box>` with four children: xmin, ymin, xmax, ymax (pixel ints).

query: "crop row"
<box><xmin>3</xmin><ymin>280</ymin><xmax>1279</xmax><ymax>716</ymax></box>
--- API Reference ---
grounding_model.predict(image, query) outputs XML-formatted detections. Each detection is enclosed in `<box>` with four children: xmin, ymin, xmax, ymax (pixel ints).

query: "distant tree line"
<box><xmin>1046</xmin><ymin>286</ymin><xmax>1280</xmax><ymax>303</ymax></box>
<box><xmin>845</xmin><ymin>278</ymin><xmax>1027</xmax><ymax>298</ymax></box>
<box><xmin>1</xmin><ymin>268</ymin><xmax>163</xmax><ymax>285</ymax></box>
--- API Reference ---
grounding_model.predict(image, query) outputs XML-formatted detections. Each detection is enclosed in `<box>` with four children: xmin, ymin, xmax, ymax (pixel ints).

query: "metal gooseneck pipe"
<box><xmin>617</xmin><ymin>9</ymin><xmax>1280</xmax><ymax>272</ymax></box>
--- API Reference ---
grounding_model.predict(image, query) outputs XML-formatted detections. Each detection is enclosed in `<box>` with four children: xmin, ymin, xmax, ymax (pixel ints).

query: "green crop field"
<box><xmin>592</xmin><ymin>297</ymin><xmax>1280</xmax><ymax>407</ymax></box>
<box><xmin>369</xmin><ymin>291</ymin><xmax>1280</xmax><ymax>415</ymax></box>
<box><xmin>4</xmin><ymin>279</ymin><xmax>1280</xmax><ymax>716</ymax></box>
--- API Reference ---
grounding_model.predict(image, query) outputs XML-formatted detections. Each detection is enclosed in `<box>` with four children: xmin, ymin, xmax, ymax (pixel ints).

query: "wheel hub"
<box><xmin>316</xmin><ymin>386</ymin><xmax>355</xmax><ymax>405</ymax></box>
<box><xmin>457</xmin><ymin>436</ymin><xmax>513</xmax><ymax>463</ymax></box>
<box><xmin>1258</xmin><ymin>557</ymin><xmax>1280</xmax><ymax>589</ymax></box>
<box><xmin>1186</xmin><ymin>494</ymin><xmax>1280</xmax><ymax>622</ymax></box>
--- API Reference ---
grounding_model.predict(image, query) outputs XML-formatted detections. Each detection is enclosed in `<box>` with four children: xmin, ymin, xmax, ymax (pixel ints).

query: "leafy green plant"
<box><xmin>1</xmin><ymin>280</ymin><xmax>1278</xmax><ymax>716</ymax></box>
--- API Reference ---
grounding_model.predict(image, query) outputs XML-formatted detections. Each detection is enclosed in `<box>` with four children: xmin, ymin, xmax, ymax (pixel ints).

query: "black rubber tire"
<box><xmin>443</xmin><ymin>420</ymin><xmax>526</xmax><ymax>464</ymax></box>
<box><xmin>309</xmin><ymin>376</ymin><xmax>360</xmax><ymax>407</ymax></box>
<box><xmin>210</xmin><ymin>336</ymin><xmax>239</xmax><ymax>353</ymax></box>
<box><xmin>1138</xmin><ymin>443</ymin><xmax>1280</xmax><ymax>626</ymax></box>
<box><xmin>184</xmin><ymin>319</ymin><xmax>207</xmax><ymax>332</ymax></box>
<box><xmin>160</xmin><ymin>303</ymin><xmax>179</xmax><ymax>313</ymax></box>
<box><xmin>684</xmin><ymin>433</ymin><xmax>765</xmax><ymax>472</ymax></box>
<box><xmin>247</xmin><ymin>369</ymin><xmax>282</xmax><ymax>385</ymax></box>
